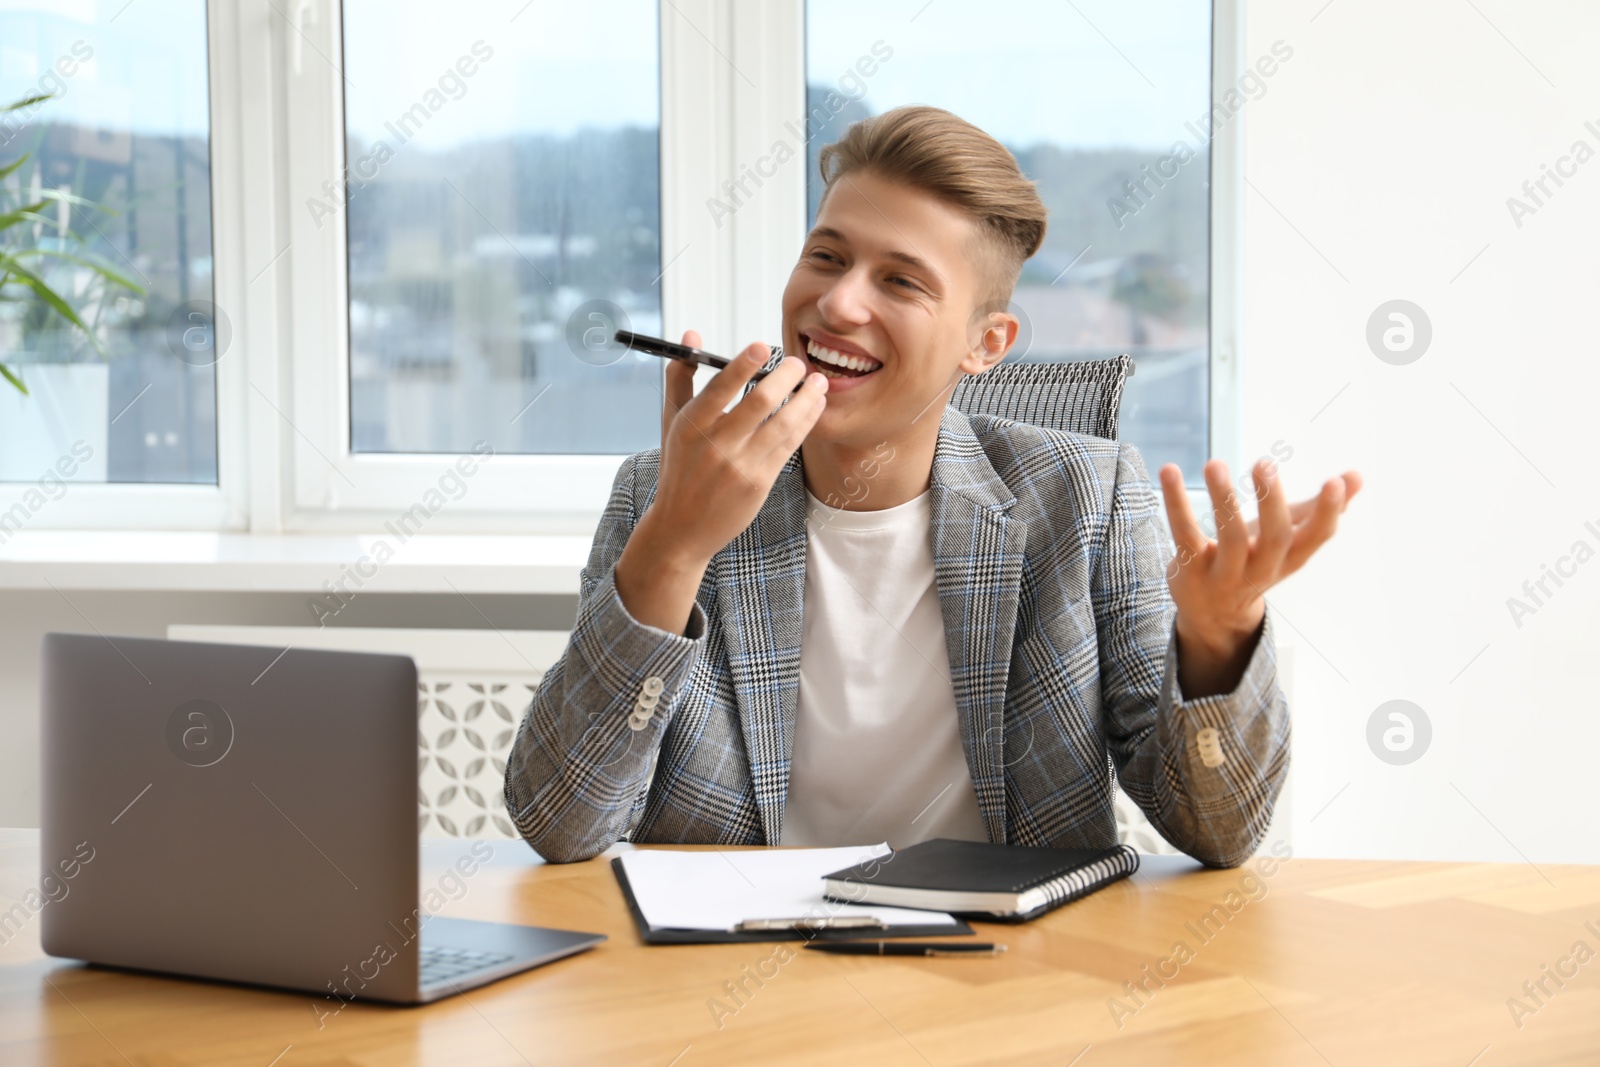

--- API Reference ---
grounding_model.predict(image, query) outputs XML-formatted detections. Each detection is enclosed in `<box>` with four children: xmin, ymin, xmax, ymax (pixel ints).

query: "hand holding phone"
<box><xmin>613</xmin><ymin>330</ymin><xmax>775</xmax><ymax>381</ymax></box>
<box><xmin>614</xmin><ymin>329</ymin><xmax>827</xmax><ymax>635</ymax></box>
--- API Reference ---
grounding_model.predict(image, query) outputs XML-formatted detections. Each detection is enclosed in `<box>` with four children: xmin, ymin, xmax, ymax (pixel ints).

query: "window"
<box><xmin>0</xmin><ymin>0</ymin><xmax>217</xmax><ymax>486</ymax></box>
<box><xmin>0</xmin><ymin>0</ymin><xmax>1232</xmax><ymax>535</ymax></box>
<box><xmin>341</xmin><ymin>0</ymin><xmax>663</xmax><ymax>456</ymax></box>
<box><xmin>806</xmin><ymin>0</ymin><xmax>1214</xmax><ymax>480</ymax></box>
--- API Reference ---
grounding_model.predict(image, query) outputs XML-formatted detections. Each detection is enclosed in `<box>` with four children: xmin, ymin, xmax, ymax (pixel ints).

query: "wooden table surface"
<box><xmin>2</xmin><ymin>828</ymin><xmax>1597</xmax><ymax>1066</ymax></box>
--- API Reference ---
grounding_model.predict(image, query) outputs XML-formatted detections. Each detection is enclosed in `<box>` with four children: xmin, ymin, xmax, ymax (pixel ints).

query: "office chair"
<box><xmin>756</xmin><ymin>348</ymin><xmax>1135</xmax><ymax>442</ymax></box>
<box><xmin>947</xmin><ymin>353</ymin><xmax>1134</xmax><ymax>441</ymax></box>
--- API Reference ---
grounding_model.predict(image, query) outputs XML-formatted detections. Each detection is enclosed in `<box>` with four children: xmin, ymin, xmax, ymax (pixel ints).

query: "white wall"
<box><xmin>1242</xmin><ymin>0</ymin><xmax>1599</xmax><ymax>864</ymax></box>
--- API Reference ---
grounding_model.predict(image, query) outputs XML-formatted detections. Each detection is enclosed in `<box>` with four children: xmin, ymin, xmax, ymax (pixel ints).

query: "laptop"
<box><xmin>39</xmin><ymin>631</ymin><xmax>604</xmax><ymax>1005</ymax></box>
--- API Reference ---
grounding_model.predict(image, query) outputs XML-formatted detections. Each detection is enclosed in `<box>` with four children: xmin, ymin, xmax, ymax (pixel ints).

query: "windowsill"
<box><xmin>0</xmin><ymin>531</ymin><xmax>591</xmax><ymax>594</ymax></box>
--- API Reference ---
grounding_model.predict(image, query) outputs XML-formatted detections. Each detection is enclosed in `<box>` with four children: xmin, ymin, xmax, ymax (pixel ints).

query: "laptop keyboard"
<box><xmin>419</xmin><ymin>944</ymin><xmax>515</xmax><ymax>987</ymax></box>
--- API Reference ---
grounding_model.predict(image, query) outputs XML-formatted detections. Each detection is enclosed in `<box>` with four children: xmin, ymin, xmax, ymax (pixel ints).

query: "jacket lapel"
<box><xmin>713</xmin><ymin>451</ymin><xmax>809</xmax><ymax>845</ymax></box>
<box><xmin>928</xmin><ymin>406</ymin><xmax>1024</xmax><ymax>844</ymax></box>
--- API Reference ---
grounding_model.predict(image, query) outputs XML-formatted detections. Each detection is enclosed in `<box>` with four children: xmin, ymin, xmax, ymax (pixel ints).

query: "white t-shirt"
<box><xmin>779</xmin><ymin>485</ymin><xmax>990</xmax><ymax>848</ymax></box>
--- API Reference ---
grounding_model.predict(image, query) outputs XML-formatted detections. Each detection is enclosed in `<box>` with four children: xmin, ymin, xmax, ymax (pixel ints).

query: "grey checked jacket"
<box><xmin>505</xmin><ymin>405</ymin><xmax>1290</xmax><ymax>867</ymax></box>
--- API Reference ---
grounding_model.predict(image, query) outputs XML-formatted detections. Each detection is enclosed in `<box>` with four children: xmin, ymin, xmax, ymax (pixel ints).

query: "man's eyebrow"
<box><xmin>807</xmin><ymin>226</ymin><xmax>941</xmax><ymax>280</ymax></box>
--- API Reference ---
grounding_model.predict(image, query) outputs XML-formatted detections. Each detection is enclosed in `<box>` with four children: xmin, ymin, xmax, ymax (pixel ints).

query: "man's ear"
<box><xmin>959</xmin><ymin>311</ymin><xmax>1020</xmax><ymax>375</ymax></box>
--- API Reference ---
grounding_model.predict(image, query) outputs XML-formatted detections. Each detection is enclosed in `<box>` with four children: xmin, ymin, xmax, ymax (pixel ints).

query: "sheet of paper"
<box><xmin>618</xmin><ymin>843</ymin><xmax>959</xmax><ymax>931</ymax></box>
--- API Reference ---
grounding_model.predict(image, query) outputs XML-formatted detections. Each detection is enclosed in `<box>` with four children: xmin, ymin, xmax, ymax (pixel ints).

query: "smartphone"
<box><xmin>613</xmin><ymin>330</ymin><xmax>775</xmax><ymax>381</ymax></box>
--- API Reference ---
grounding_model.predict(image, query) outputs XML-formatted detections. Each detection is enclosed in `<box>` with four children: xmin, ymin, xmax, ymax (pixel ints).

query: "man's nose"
<box><xmin>816</xmin><ymin>270</ymin><xmax>873</xmax><ymax>326</ymax></box>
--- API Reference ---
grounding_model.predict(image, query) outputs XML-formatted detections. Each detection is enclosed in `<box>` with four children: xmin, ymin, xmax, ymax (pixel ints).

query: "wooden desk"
<box><xmin>2</xmin><ymin>828</ymin><xmax>1597</xmax><ymax>1066</ymax></box>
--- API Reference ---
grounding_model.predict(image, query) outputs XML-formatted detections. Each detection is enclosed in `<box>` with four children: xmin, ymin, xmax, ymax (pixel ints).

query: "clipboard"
<box><xmin>610</xmin><ymin>856</ymin><xmax>975</xmax><ymax>945</ymax></box>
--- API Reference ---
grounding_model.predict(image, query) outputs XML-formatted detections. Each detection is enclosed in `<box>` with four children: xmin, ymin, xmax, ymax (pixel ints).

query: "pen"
<box><xmin>804</xmin><ymin>941</ymin><xmax>1006</xmax><ymax>957</ymax></box>
<box><xmin>731</xmin><ymin>916</ymin><xmax>887</xmax><ymax>933</ymax></box>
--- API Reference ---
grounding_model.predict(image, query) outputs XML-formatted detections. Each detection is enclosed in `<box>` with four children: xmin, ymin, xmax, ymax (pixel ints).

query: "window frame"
<box><xmin>272</xmin><ymin>0</ymin><xmax>678</xmax><ymax>535</ymax></box>
<box><xmin>2</xmin><ymin>0</ymin><xmax>1240</xmax><ymax>535</ymax></box>
<box><xmin>0</xmin><ymin>0</ymin><xmax>249</xmax><ymax>530</ymax></box>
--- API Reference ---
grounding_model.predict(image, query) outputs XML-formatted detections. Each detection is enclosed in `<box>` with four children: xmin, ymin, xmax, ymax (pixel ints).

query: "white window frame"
<box><xmin>0</xmin><ymin>0</ymin><xmax>251</xmax><ymax>531</ymax></box>
<box><xmin>3</xmin><ymin>0</ymin><xmax>1239</xmax><ymax>534</ymax></box>
<box><xmin>1210</xmin><ymin>0</ymin><xmax>1246</xmax><ymax>504</ymax></box>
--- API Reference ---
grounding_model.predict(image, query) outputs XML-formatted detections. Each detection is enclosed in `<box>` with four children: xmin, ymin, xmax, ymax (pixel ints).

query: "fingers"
<box><xmin>1245</xmin><ymin>458</ymin><xmax>1292</xmax><ymax>584</ymax></box>
<box><xmin>690</xmin><ymin>340</ymin><xmax>779</xmax><ymax>419</ymax></box>
<box><xmin>751</xmin><ymin>374</ymin><xmax>828</xmax><ymax>470</ymax></box>
<box><xmin>1278</xmin><ymin>469</ymin><xmax>1363</xmax><ymax>526</ymax></box>
<box><xmin>1338</xmin><ymin>469</ymin><xmax>1364</xmax><ymax>506</ymax></box>
<box><xmin>1159</xmin><ymin>464</ymin><xmax>1208</xmax><ymax>564</ymax></box>
<box><xmin>1280</xmin><ymin>475</ymin><xmax>1348</xmax><ymax>575</ymax></box>
<box><xmin>718</xmin><ymin>353</ymin><xmax>813</xmax><ymax>439</ymax></box>
<box><xmin>663</xmin><ymin>363</ymin><xmax>696</xmax><ymax>446</ymax></box>
<box><xmin>1205</xmin><ymin>460</ymin><xmax>1249</xmax><ymax>577</ymax></box>
<box><xmin>661</xmin><ymin>330</ymin><xmax>701</xmax><ymax>444</ymax></box>
<box><xmin>1182</xmin><ymin>458</ymin><xmax>1361</xmax><ymax>585</ymax></box>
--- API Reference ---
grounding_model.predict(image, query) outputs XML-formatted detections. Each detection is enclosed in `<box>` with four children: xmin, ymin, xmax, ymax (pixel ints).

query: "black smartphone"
<box><xmin>613</xmin><ymin>330</ymin><xmax>775</xmax><ymax>381</ymax></box>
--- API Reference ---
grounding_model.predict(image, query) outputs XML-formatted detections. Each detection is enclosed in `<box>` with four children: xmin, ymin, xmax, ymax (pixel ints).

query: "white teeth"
<box><xmin>806</xmin><ymin>338</ymin><xmax>881</xmax><ymax>373</ymax></box>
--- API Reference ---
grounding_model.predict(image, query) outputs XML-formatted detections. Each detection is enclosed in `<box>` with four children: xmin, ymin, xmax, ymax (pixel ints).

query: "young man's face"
<box><xmin>781</xmin><ymin>169</ymin><xmax>1010</xmax><ymax>449</ymax></box>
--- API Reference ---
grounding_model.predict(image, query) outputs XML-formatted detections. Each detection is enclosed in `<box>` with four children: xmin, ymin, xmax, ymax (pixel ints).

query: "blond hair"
<box><xmin>816</xmin><ymin>105</ymin><xmax>1047</xmax><ymax>313</ymax></box>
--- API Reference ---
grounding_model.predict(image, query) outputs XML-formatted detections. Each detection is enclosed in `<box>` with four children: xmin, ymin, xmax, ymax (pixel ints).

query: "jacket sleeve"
<box><xmin>503</xmin><ymin>452</ymin><xmax>708</xmax><ymax>863</ymax></box>
<box><xmin>1092</xmin><ymin>443</ymin><xmax>1291</xmax><ymax>868</ymax></box>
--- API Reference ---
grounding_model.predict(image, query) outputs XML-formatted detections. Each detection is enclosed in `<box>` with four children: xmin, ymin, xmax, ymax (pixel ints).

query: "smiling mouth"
<box><xmin>800</xmin><ymin>333</ymin><xmax>884</xmax><ymax>380</ymax></box>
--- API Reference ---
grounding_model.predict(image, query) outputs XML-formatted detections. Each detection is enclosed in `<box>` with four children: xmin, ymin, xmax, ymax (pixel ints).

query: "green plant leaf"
<box><xmin>0</xmin><ymin>201</ymin><xmax>52</xmax><ymax>230</ymax></box>
<box><xmin>0</xmin><ymin>363</ymin><xmax>28</xmax><ymax>396</ymax></box>
<box><xmin>0</xmin><ymin>254</ymin><xmax>101</xmax><ymax>351</ymax></box>
<box><xmin>0</xmin><ymin>211</ymin><xmax>54</xmax><ymax>229</ymax></box>
<box><xmin>13</xmin><ymin>248</ymin><xmax>145</xmax><ymax>293</ymax></box>
<box><xmin>2</xmin><ymin>93</ymin><xmax>54</xmax><ymax>115</ymax></box>
<box><xmin>0</xmin><ymin>153</ymin><xmax>30</xmax><ymax>182</ymax></box>
<box><xmin>34</xmin><ymin>189</ymin><xmax>116</xmax><ymax>213</ymax></box>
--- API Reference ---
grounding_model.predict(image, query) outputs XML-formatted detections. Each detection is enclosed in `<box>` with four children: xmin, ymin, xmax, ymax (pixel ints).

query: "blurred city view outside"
<box><xmin>343</xmin><ymin>0</ymin><xmax>665</xmax><ymax>456</ymax></box>
<box><xmin>1</xmin><ymin>1</ymin><xmax>1213</xmax><ymax>481</ymax></box>
<box><xmin>347</xmin><ymin>0</ymin><xmax>1211</xmax><ymax>474</ymax></box>
<box><xmin>807</xmin><ymin>0</ymin><xmax>1212</xmax><ymax>481</ymax></box>
<box><xmin>343</xmin><ymin>126</ymin><xmax>665</xmax><ymax>455</ymax></box>
<box><xmin>0</xmin><ymin>1</ymin><xmax>216</xmax><ymax>485</ymax></box>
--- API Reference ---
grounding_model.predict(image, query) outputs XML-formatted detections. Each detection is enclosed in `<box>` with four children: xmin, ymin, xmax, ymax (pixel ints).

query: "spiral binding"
<box><xmin>1023</xmin><ymin>844</ymin><xmax>1140</xmax><ymax>914</ymax></box>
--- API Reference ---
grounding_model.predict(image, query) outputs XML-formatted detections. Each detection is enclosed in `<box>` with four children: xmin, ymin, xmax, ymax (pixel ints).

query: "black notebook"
<box><xmin>821</xmin><ymin>839</ymin><xmax>1140</xmax><ymax>922</ymax></box>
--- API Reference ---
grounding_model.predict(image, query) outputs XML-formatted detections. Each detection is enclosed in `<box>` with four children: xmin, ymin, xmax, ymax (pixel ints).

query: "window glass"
<box><xmin>0</xmin><ymin>0</ymin><xmax>216</xmax><ymax>485</ymax></box>
<box><xmin>342</xmin><ymin>0</ymin><xmax>663</xmax><ymax>455</ymax></box>
<box><xmin>806</xmin><ymin>0</ymin><xmax>1212</xmax><ymax>478</ymax></box>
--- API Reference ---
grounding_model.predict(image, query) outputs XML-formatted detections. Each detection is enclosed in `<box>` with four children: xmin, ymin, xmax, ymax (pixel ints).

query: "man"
<box><xmin>505</xmin><ymin>106</ymin><xmax>1360</xmax><ymax>867</ymax></box>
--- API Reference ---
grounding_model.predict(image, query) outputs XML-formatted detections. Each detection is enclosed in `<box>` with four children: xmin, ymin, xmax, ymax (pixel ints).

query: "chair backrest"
<box><xmin>948</xmin><ymin>354</ymin><xmax>1134</xmax><ymax>440</ymax></box>
<box><xmin>759</xmin><ymin>348</ymin><xmax>1133</xmax><ymax>441</ymax></box>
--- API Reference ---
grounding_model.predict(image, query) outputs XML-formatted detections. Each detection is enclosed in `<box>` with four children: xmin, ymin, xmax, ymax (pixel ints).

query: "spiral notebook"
<box><xmin>821</xmin><ymin>839</ymin><xmax>1140</xmax><ymax>922</ymax></box>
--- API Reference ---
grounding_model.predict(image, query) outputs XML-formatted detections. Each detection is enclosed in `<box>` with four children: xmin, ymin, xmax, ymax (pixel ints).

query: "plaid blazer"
<box><xmin>505</xmin><ymin>405</ymin><xmax>1289</xmax><ymax>867</ymax></box>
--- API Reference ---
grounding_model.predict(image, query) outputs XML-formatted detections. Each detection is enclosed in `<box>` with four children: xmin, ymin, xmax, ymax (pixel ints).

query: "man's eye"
<box><xmin>889</xmin><ymin>276</ymin><xmax>918</xmax><ymax>290</ymax></box>
<box><xmin>809</xmin><ymin>250</ymin><xmax>840</xmax><ymax>264</ymax></box>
